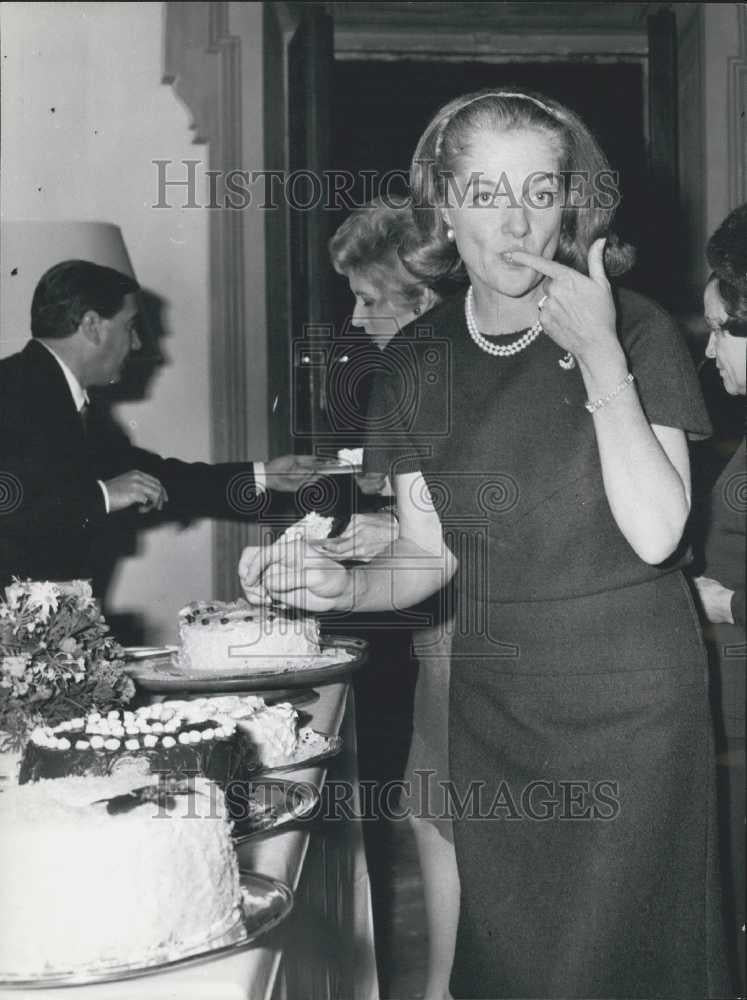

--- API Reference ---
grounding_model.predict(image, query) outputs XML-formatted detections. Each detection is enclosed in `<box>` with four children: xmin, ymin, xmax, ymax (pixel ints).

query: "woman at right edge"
<box><xmin>241</xmin><ymin>90</ymin><xmax>733</xmax><ymax>999</ymax></box>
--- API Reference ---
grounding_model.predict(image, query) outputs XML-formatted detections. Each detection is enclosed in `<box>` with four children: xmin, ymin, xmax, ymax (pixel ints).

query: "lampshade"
<box><xmin>0</xmin><ymin>221</ymin><xmax>135</xmax><ymax>358</ymax></box>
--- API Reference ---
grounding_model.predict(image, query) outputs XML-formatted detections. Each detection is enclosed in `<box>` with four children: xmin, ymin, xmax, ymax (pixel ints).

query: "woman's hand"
<box><xmin>511</xmin><ymin>239</ymin><xmax>625</xmax><ymax>383</ymax></box>
<box><xmin>512</xmin><ymin>241</ymin><xmax>690</xmax><ymax>565</ymax></box>
<box><xmin>316</xmin><ymin>512</ymin><xmax>398</xmax><ymax>563</ymax></box>
<box><xmin>238</xmin><ymin>536</ymin><xmax>353</xmax><ymax>613</ymax></box>
<box><xmin>694</xmin><ymin>576</ymin><xmax>736</xmax><ymax>625</ymax></box>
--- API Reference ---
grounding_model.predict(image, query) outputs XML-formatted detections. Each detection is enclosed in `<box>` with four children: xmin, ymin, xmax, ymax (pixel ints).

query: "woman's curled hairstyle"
<box><xmin>328</xmin><ymin>195</ymin><xmax>432</xmax><ymax>310</ymax></box>
<box><xmin>402</xmin><ymin>88</ymin><xmax>635</xmax><ymax>286</ymax></box>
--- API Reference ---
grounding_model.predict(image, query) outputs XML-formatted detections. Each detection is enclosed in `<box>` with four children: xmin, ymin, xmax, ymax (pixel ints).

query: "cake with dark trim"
<box><xmin>18</xmin><ymin>695</ymin><xmax>300</xmax><ymax>784</ymax></box>
<box><xmin>177</xmin><ymin>600</ymin><xmax>322</xmax><ymax>673</ymax></box>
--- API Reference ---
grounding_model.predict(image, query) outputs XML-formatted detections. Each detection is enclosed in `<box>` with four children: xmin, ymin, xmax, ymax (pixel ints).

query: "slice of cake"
<box><xmin>177</xmin><ymin>599</ymin><xmax>322</xmax><ymax>673</ymax></box>
<box><xmin>0</xmin><ymin>770</ymin><xmax>242</xmax><ymax>977</ymax></box>
<box><xmin>158</xmin><ymin>695</ymin><xmax>301</xmax><ymax>769</ymax></box>
<box><xmin>230</xmin><ymin>701</ymin><xmax>300</xmax><ymax>768</ymax></box>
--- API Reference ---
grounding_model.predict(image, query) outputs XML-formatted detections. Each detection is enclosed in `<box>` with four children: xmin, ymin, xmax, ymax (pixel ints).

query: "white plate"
<box><xmin>0</xmin><ymin>871</ymin><xmax>292</xmax><ymax>988</ymax></box>
<box><xmin>230</xmin><ymin>779</ymin><xmax>321</xmax><ymax>841</ymax></box>
<box><xmin>125</xmin><ymin>636</ymin><xmax>368</xmax><ymax>693</ymax></box>
<box><xmin>122</xmin><ymin>645</ymin><xmax>178</xmax><ymax>660</ymax></box>
<box><xmin>315</xmin><ymin>461</ymin><xmax>363</xmax><ymax>475</ymax></box>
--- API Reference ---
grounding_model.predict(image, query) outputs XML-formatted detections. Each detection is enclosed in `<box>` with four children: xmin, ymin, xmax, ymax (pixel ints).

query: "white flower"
<box><xmin>4</xmin><ymin>581</ymin><xmax>27</xmax><ymax>610</ymax></box>
<box><xmin>57</xmin><ymin>580</ymin><xmax>95</xmax><ymax>608</ymax></box>
<box><xmin>2</xmin><ymin>654</ymin><xmax>31</xmax><ymax>679</ymax></box>
<box><xmin>24</xmin><ymin>581</ymin><xmax>61</xmax><ymax>622</ymax></box>
<box><xmin>58</xmin><ymin>637</ymin><xmax>78</xmax><ymax>655</ymax></box>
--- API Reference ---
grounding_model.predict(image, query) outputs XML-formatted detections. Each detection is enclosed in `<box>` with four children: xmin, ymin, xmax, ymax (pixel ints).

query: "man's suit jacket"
<box><xmin>0</xmin><ymin>340</ymin><xmax>259</xmax><ymax>586</ymax></box>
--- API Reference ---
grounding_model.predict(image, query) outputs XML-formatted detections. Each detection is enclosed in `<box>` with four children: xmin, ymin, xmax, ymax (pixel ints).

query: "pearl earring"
<box><xmin>413</xmin><ymin>303</ymin><xmax>421</xmax><ymax>315</ymax></box>
<box><xmin>446</xmin><ymin>227</ymin><xmax>455</xmax><ymax>242</ymax></box>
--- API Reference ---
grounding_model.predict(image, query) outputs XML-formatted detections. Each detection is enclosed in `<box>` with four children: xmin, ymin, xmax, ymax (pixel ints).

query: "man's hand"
<box><xmin>104</xmin><ymin>471</ymin><xmax>168</xmax><ymax>513</ymax></box>
<box><xmin>694</xmin><ymin>576</ymin><xmax>735</xmax><ymax>625</ymax></box>
<box><xmin>264</xmin><ymin>453</ymin><xmax>322</xmax><ymax>492</ymax></box>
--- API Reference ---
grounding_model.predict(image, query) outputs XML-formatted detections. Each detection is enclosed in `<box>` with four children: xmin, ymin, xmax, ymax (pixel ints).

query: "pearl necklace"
<box><xmin>464</xmin><ymin>286</ymin><xmax>543</xmax><ymax>357</ymax></box>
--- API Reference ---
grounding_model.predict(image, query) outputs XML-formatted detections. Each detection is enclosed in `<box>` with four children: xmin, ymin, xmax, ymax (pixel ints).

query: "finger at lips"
<box><xmin>509</xmin><ymin>249</ymin><xmax>569</xmax><ymax>280</ymax></box>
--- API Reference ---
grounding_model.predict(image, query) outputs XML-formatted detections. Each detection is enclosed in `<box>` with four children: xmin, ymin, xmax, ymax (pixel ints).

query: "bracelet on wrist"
<box><xmin>584</xmin><ymin>372</ymin><xmax>635</xmax><ymax>414</ymax></box>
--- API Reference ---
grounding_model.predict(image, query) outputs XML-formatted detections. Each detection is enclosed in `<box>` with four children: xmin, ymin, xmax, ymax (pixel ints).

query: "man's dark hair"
<box><xmin>30</xmin><ymin>259</ymin><xmax>140</xmax><ymax>339</ymax></box>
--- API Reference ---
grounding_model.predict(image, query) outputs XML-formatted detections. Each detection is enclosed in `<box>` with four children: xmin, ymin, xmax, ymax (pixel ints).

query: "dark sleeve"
<box><xmin>159</xmin><ymin>457</ymin><xmax>257</xmax><ymax>519</ymax></box>
<box><xmin>700</xmin><ymin>441</ymin><xmax>746</xmax><ymax>615</ymax></box>
<box><xmin>362</xmin><ymin>354</ymin><xmax>431</xmax><ymax>482</ymax></box>
<box><xmin>731</xmin><ymin>588</ymin><xmax>745</xmax><ymax>629</ymax></box>
<box><xmin>616</xmin><ymin>288</ymin><xmax>712</xmax><ymax>439</ymax></box>
<box><xmin>109</xmin><ymin>446</ymin><xmax>258</xmax><ymax>520</ymax></box>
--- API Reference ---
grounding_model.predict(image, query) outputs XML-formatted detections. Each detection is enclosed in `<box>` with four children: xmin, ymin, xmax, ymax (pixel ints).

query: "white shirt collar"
<box><xmin>38</xmin><ymin>341</ymin><xmax>89</xmax><ymax>411</ymax></box>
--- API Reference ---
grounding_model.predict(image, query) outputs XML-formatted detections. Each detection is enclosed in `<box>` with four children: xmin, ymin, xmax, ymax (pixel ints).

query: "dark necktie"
<box><xmin>79</xmin><ymin>400</ymin><xmax>90</xmax><ymax>432</ymax></box>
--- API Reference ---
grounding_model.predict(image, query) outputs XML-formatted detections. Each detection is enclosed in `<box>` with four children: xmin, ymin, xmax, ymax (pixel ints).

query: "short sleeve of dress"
<box><xmin>362</xmin><ymin>344</ymin><xmax>432</xmax><ymax>480</ymax></box>
<box><xmin>616</xmin><ymin>288</ymin><xmax>712</xmax><ymax>440</ymax></box>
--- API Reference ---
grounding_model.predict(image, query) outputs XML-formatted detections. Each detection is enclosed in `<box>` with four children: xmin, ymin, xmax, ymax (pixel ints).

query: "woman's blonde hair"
<box><xmin>403</xmin><ymin>88</ymin><xmax>635</xmax><ymax>285</ymax></box>
<box><xmin>329</xmin><ymin>196</ymin><xmax>436</xmax><ymax>311</ymax></box>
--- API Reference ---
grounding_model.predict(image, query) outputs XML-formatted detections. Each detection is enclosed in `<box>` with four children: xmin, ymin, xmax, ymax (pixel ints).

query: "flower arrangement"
<box><xmin>0</xmin><ymin>579</ymin><xmax>135</xmax><ymax>752</ymax></box>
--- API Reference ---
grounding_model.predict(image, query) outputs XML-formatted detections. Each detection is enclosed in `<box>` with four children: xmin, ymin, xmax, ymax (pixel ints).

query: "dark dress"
<box><xmin>694</xmin><ymin>439</ymin><xmax>746</xmax><ymax>991</ymax></box>
<box><xmin>365</xmin><ymin>288</ymin><xmax>733</xmax><ymax>999</ymax></box>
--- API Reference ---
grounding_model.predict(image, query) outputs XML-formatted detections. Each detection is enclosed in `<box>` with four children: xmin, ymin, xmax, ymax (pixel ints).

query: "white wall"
<box><xmin>703</xmin><ymin>3</ymin><xmax>742</xmax><ymax>240</ymax></box>
<box><xmin>1</xmin><ymin>1</ymin><xmax>213</xmax><ymax>643</ymax></box>
<box><xmin>676</xmin><ymin>3</ymin><xmax>743</xmax><ymax>305</ymax></box>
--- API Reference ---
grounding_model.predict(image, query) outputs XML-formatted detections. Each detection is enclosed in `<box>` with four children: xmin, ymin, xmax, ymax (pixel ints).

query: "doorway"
<box><xmin>329</xmin><ymin>57</ymin><xmax>660</xmax><ymax>341</ymax></box>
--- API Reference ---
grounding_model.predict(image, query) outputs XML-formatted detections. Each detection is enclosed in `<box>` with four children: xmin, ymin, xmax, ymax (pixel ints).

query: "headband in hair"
<box><xmin>433</xmin><ymin>91</ymin><xmax>559</xmax><ymax>159</ymax></box>
<box><xmin>459</xmin><ymin>91</ymin><xmax>558</xmax><ymax>116</ymax></box>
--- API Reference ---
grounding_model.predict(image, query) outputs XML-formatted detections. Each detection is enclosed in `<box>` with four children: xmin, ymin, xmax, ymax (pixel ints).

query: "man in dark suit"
<box><xmin>0</xmin><ymin>259</ymin><xmax>315</xmax><ymax>587</ymax></box>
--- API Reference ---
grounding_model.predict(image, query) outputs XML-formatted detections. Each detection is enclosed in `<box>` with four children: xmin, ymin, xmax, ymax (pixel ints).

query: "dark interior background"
<box><xmin>328</xmin><ymin>56</ymin><xmax>743</xmax><ymax>468</ymax></box>
<box><xmin>330</xmin><ymin>58</ymin><xmax>654</xmax><ymax>331</ymax></box>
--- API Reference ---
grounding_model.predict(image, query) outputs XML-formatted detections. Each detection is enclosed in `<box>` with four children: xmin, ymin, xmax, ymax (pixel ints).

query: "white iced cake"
<box><xmin>0</xmin><ymin>769</ymin><xmax>242</xmax><ymax>977</ymax></box>
<box><xmin>178</xmin><ymin>599</ymin><xmax>322</xmax><ymax>672</ymax></box>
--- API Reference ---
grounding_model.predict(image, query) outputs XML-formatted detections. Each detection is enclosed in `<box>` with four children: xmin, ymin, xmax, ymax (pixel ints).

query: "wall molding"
<box><xmin>727</xmin><ymin>4</ymin><xmax>747</xmax><ymax>208</ymax></box>
<box><xmin>676</xmin><ymin>6</ymin><xmax>706</xmax><ymax>303</ymax></box>
<box><xmin>334</xmin><ymin>28</ymin><xmax>647</xmax><ymax>61</ymax></box>
<box><xmin>163</xmin><ymin>1</ymin><xmax>252</xmax><ymax>599</ymax></box>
